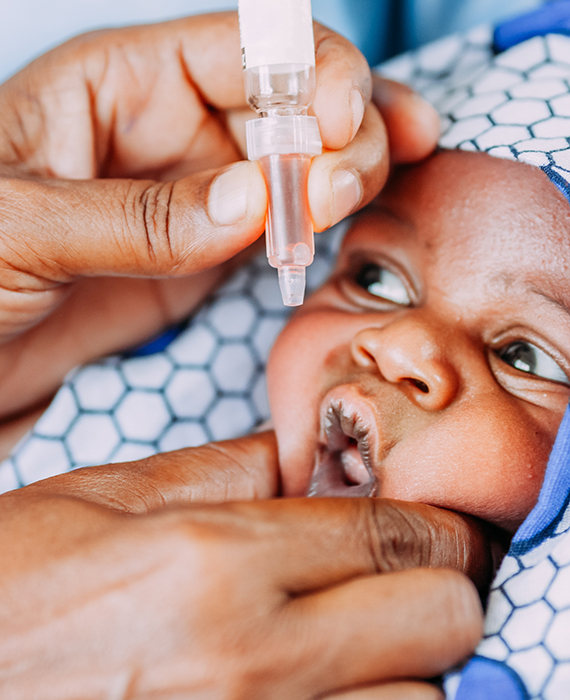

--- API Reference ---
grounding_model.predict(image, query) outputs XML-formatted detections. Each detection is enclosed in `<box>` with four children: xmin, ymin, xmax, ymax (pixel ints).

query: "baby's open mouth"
<box><xmin>307</xmin><ymin>398</ymin><xmax>379</xmax><ymax>497</ymax></box>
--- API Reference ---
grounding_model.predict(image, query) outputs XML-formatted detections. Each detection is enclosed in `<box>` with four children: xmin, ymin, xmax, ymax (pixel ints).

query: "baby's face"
<box><xmin>268</xmin><ymin>151</ymin><xmax>570</xmax><ymax>532</ymax></box>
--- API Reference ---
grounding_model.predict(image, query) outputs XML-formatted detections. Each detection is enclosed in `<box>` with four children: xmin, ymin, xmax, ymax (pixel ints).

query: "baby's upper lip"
<box><xmin>307</xmin><ymin>383</ymin><xmax>391</xmax><ymax>497</ymax></box>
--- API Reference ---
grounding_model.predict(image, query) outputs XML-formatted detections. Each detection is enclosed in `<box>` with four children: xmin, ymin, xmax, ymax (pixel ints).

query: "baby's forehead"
<box><xmin>343</xmin><ymin>151</ymin><xmax>570</xmax><ymax>297</ymax></box>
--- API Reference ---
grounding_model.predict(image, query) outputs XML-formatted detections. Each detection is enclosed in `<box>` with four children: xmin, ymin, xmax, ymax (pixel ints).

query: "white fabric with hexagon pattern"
<box><xmin>0</xmin><ymin>227</ymin><xmax>344</xmax><ymax>492</ymax></box>
<box><xmin>380</xmin><ymin>19</ymin><xmax>570</xmax><ymax>201</ymax></box>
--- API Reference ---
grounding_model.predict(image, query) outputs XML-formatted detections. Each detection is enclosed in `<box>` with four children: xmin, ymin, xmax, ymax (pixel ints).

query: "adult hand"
<box><xmin>0</xmin><ymin>432</ymin><xmax>486</xmax><ymax>699</ymax></box>
<box><xmin>0</xmin><ymin>13</ymin><xmax>439</xmax><ymax>424</ymax></box>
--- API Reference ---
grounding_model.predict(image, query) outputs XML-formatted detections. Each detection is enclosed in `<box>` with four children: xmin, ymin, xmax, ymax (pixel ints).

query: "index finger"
<box><xmin>0</xmin><ymin>14</ymin><xmax>248</xmax><ymax>181</ymax></box>
<box><xmin>193</xmin><ymin>497</ymin><xmax>493</xmax><ymax>593</ymax></box>
<box><xmin>313</xmin><ymin>23</ymin><xmax>372</xmax><ymax>151</ymax></box>
<box><xmin>24</xmin><ymin>432</ymin><xmax>280</xmax><ymax>512</ymax></box>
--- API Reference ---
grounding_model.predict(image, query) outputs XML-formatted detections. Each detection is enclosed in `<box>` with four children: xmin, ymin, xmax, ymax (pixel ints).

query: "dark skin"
<box><xmin>0</xmin><ymin>15</ymin><xmax>488</xmax><ymax>699</ymax></box>
<box><xmin>270</xmin><ymin>151</ymin><xmax>570</xmax><ymax>532</ymax></box>
<box><xmin>0</xmin><ymin>432</ymin><xmax>486</xmax><ymax>700</ymax></box>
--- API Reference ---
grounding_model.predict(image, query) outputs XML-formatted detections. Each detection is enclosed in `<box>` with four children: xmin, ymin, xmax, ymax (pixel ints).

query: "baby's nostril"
<box><xmin>406</xmin><ymin>378</ymin><xmax>429</xmax><ymax>393</ymax></box>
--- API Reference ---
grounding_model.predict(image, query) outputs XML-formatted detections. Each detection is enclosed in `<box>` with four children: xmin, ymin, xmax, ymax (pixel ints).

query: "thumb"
<box><xmin>21</xmin><ymin>431</ymin><xmax>280</xmax><ymax>512</ymax></box>
<box><xmin>0</xmin><ymin>161</ymin><xmax>267</xmax><ymax>282</ymax></box>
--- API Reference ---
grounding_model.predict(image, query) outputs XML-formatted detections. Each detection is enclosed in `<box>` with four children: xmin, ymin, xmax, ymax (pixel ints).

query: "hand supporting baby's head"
<box><xmin>268</xmin><ymin>149</ymin><xmax>570</xmax><ymax>533</ymax></box>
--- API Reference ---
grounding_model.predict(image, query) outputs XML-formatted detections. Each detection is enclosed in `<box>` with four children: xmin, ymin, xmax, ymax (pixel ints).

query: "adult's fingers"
<box><xmin>24</xmin><ymin>432</ymin><xmax>280</xmax><ymax>511</ymax></box>
<box><xmin>325</xmin><ymin>680</ymin><xmax>443</xmax><ymax>700</ymax></box>
<box><xmin>307</xmin><ymin>81</ymin><xmax>439</xmax><ymax>230</ymax></box>
<box><xmin>0</xmin><ymin>163</ymin><xmax>267</xmax><ymax>285</ymax></box>
<box><xmin>0</xmin><ymin>15</ymin><xmax>374</xmax><ymax>182</ymax></box>
<box><xmin>0</xmin><ymin>14</ymin><xmax>247</xmax><ymax>180</ymax></box>
<box><xmin>175</xmin><ymin>497</ymin><xmax>491</xmax><ymax>594</ymax></box>
<box><xmin>22</xmin><ymin>473</ymin><xmax>494</xmax><ymax>592</ymax></box>
<box><xmin>148</xmin><ymin>499</ymin><xmax>483</xmax><ymax>696</ymax></box>
<box><xmin>312</xmin><ymin>24</ymin><xmax>371</xmax><ymax>151</ymax></box>
<box><xmin>283</xmin><ymin>568</ymin><xmax>481</xmax><ymax>694</ymax></box>
<box><xmin>307</xmin><ymin>26</ymin><xmax>379</xmax><ymax>232</ymax></box>
<box><xmin>0</xmin><ymin>492</ymin><xmax>481</xmax><ymax>698</ymax></box>
<box><xmin>364</xmin><ymin>500</ymin><xmax>497</xmax><ymax>592</ymax></box>
<box><xmin>308</xmin><ymin>103</ymin><xmax>388</xmax><ymax>231</ymax></box>
<box><xmin>372</xmin><ymin>75</ymin><xmax>441</xmax><ymax>164</ymax></box>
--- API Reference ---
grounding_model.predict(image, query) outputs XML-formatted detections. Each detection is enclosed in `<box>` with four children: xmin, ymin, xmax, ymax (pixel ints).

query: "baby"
<box><xmin>272</xmin><ymin>10</ymin><xmax>570</xmax><ymax>696</ymax></box>
<box><xmin>266</xmin><ymin>14</ymin><xmax>570</xmax><ymax>696</ymax></box>
<box><xmin>268</xmin><ymin>148</ymin><xmax>570</xmax><ymax>534</ymax></box>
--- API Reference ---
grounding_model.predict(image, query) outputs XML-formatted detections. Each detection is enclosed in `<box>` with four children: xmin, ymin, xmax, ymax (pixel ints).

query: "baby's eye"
<box><xmin>496</xmin><ymin>341</ymin><xmax>570</xmax><ymax>385</ymax></box>
<box><xmin>355</xmin><ymin>263</ymin><xmax>410</xmax><ymax>305</ymax></box>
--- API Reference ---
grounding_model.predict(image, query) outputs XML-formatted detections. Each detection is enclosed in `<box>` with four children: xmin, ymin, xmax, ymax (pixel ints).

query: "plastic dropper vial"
<box><xmin>238</xmin><ymin>0</ymin><xmax>322</xmax><ymax>306</ymax></box>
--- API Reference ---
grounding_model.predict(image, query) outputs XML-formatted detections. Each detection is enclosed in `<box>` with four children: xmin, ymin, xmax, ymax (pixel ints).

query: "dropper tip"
<box><xmin>278</xmin><ymin>266</ymin><xmax>306</xmax><ymax>307</ymax></box>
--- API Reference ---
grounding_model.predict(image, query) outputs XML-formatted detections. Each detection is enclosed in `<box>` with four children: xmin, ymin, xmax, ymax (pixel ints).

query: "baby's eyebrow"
<box><xmin>490</xmin><ymin>273</ymin><xmax>570</xmax><ymax>322</ymax></box>
<box><xmin>530</xmin><ymin>286</ymin><xmax>570</xmax><ymax>319</ymax></box>
<box><xmin>368</xmin><ymin>203</ymin><xmax>414</xmax><ymax>232</ymax></box>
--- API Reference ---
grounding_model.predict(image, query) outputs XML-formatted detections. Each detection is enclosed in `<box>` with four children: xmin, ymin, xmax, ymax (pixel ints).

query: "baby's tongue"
<box><xmin>340</xmin><ymin>442</ymin><xmax>369</xmax><ymax>486</ymax></box>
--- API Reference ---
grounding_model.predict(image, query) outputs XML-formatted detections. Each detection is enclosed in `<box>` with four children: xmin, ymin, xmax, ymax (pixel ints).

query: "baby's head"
<box><xmin>268</xmin><ymin>150</ymin><xmax>570</xmax><ymax>533</ymax></box>
<box><xmin>268</xmin><ymin>29</ymin><xmax>570</xmax><ymax>532</ymax></box>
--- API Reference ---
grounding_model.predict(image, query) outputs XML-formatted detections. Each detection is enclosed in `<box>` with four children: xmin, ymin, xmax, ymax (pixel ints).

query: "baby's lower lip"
<box><xmin>307</xmin><ymin>442</ymin><xmax>378</xmax><ymax>497</ymax></box>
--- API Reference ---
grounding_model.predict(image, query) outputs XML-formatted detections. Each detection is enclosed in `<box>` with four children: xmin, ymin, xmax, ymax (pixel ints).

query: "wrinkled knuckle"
<box><xmin>362</xmin><ymin>501</ymin><xmax>430</xmax><ymax>573</ymax></box>
<box><xmin>361</xmin><ymin>501</ymin><xmax>388</xmax><ymax>573</ymax></box>
<box><xmin>124</xmin><ymin>180</ymin><xmax>176</xmax><ymax>271</ymax></box>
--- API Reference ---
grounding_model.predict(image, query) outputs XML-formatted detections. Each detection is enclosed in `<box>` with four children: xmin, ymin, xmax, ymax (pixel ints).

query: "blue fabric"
<box><xmin>494</xmin><ymin>0</ymin><xmax>570</xmax><ymax>52</ymax></box>
<box><xmin>126</xmin><ymin>324</ymin><xmax>185</xmax><ymax>358</ymax></box>
<box><xmin>542</xmin><ymin>164</ymin><xmax>570</xmax><ymax>206</ymax></box>
<box><xmin>511</xmin><ymin>405</ymin><xmax>570</xmax><ymax>553</ymax></box>
<box><xmin>456</xmin><ymin>657</ymin><xmax>529</xmax><ymax>700</ymax></box>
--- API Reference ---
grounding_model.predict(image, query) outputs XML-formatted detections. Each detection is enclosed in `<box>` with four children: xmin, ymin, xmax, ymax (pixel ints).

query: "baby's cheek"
<box><xmin>267</xmin><ymin>308</ymin><xmax>363</xmax><ymax>496</ymax></box>
<box><xmin>489</xmin><ymin>402</ymin><xmax>567</xmax><ymax>530</ymax></box>
<box><xmin>378</xmin><ymin>402</ymin><xmax>553</xmax><ymax>531</ymax></box>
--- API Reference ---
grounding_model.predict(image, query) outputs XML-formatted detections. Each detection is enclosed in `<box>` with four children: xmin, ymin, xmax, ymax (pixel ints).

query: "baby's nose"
<box><xmin>350</xmin><ymin>321</ymin><xmax>460</xmax><ymax>411</ymax></box>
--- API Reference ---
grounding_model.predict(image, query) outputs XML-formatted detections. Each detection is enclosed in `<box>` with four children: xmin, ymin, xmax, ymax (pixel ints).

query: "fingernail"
<box><xmin>349</xmin><ymin>89</ymin><xmax>365</xmax><ymax>141</ymax></box>
<box><xmin>331</xmin><ymin>169</ymin><xmax>362</xmax><ymax>225</ymax></box>
<box><xmin>208</xmin><ymin>162</ymin><xmax>251</xmax><ymax>226</ymax></box>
